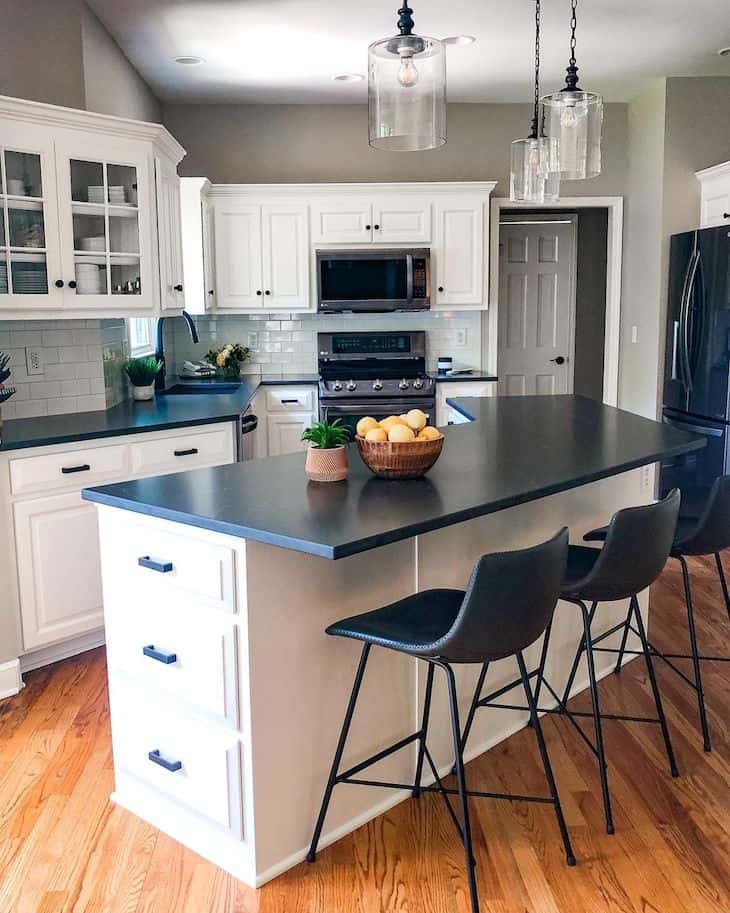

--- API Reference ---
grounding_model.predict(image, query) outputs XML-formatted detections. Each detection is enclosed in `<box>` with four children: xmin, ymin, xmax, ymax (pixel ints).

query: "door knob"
<box><xmin>550</xmin><ymin>356</ymin><xmax>566</xmax><ymax>365</ymax></box>
<box><xmin>174</xmin><ymin>284</ymin><xmax>183</xmax><ymax>292</ymax></box>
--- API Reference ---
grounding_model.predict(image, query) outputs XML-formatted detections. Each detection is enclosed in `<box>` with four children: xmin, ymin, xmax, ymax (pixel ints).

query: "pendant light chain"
<box><xmin>565</xmin><ymin>0</ymin><xmax>580</xmax><ymax>91</ymax></box>
<box><xmin>529</xmin><ymin>0</ymin><xmax>541</xmax><ymax>138</ymax></box>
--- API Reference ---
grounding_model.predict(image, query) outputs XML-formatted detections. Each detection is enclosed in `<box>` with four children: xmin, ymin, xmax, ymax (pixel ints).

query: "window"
<box><xmin>128</xmin><ymin>318</ymin><xmax>155</xmax><ymax>357</ymax></box>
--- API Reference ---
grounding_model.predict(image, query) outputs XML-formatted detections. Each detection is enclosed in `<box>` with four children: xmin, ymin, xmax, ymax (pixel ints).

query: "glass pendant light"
<box><xmin>542</xmin><ymin>0</ymin><xmax>603</xmax><ymax>180</ymax></box>
<box><xmin>368</xmin><ymin>3</ymin><xmax>446</xmax><ymax>152</ymax></box>
<box><xmin>510</xmin><ymin>0</ymin><xmax>560</xmax><ymax>203</ymax></box>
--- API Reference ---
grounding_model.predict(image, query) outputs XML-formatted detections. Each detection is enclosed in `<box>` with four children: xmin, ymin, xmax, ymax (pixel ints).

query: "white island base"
<box><xmin>97</xmin><ymin>467</ymin><xmax>651</xmax><ymax>888</ymax></box>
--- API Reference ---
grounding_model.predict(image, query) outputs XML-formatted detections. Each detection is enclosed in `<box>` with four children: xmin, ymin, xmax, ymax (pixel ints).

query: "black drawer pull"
<box><xmin>61</xmin><ymin>463</ymin><xmax>90</xmax><ymax>474</ymax></box>
<box><xmin>174</xmin><ymin>447</ymin><xmax>198</xmax><ymax>457</ymax></box>
<box><xmin>281</xmin><ymin>399</ymin><xmax>299</xmax><ymax>404</ymax></box>
<box><xmin>138</xmin><ymin>556</ymin><xmax>173</xmax><ymax>573</ymax></box>
<box><xmin>148</xmin><ymin>749</ymin><xmax>182</xmax><ymax>773</ymax></box>
<box><xmin>143</xmin><ymin>644</ymin><xmax>177</xmax><ymax>664</ymax></box>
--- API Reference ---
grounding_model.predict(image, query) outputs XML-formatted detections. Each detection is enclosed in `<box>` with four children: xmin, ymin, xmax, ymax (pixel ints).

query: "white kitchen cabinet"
<box><xmin>371</xmin><ymin>196</ymin><xmax>431</xmax><ymax>243</ymax></box>
<box><xmin>201</xmin><ymin>193</ymin><xmax>216</xmax><ymax>310</ymax></box>
<box><xmin>433</xmin><ymin>198</ymin><xmax>486</xmax><ymax>308</ymax></box>
<box><xmin>310</xmin><ymin>199</ymin><xmax>372</xmax><ymax>244</ymax></box>
<box><xmin>214</xmin><ymin>202</ymin><xmax>262</xmax><ymax>309</ymax></box>
<box><xmin>436</xmin><ymin>380</ymin><xmax>496</xmax><ymax>426</ymax></box>
<box><xmin>311</xmin><ymin>195</ymin><xmax>430</xmax><ymax>244</ymax></box>
<box><xmin>0</xmin><ymin>94</ymin><xmax>185</xmax><ymax>319</ymax></box>
<box><xmin>261</xmin><ymin>204</ymin><xmax>309</xmax><ymax>309</ymax></box>
<box><xmin>266</xmin><ymin>411</ymin><xmax>316</xmax><ymax>456</ymax></box>
<box><xmin>696</xmin><ymin>161</ymin><xmax>730</xmax><ymax>228</ymax></box>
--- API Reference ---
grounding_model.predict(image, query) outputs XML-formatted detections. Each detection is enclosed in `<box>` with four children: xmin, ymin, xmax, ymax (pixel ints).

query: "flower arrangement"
<box><xmin>204</xmin><ymin>342</ymin><xmax>251</xmax><ymax>379</ymax></box>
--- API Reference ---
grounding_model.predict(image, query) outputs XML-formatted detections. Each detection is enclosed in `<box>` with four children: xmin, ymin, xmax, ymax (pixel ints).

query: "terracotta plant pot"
<box><xmin>305</xmin><ymin>444</ymin><xmax>348</xmax><ymax>482</ymax></box>
<box><xmin>131</xmin><ymin>382</ymin><xmax>155</xmax><ymax>401</ymax></box>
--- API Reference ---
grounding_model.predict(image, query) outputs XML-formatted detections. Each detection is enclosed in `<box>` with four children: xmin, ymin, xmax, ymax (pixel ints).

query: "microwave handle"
<box><xmin>406</xmin><ymin>253</ymin><xmax>414</xmax><ymax>303</ymax></box>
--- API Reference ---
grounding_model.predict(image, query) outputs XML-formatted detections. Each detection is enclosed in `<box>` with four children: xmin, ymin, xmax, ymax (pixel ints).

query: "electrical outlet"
<box><xmin>455</xmin><ymin>329</ymin><xmax>467</xmax><ymax>347</ymax></box>
<box><xmin>631</xmin><ymin>325</ymin><xmax>638</xmax><ymax>344</ymax></box>
<box><xmin>25</xmin><ymin>347</ymin><xmax>44</xmax><ymax>376</ymax></box>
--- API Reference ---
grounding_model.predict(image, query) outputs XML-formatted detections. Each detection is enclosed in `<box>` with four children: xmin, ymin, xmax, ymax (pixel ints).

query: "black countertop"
<box><xmin>82</xmin><ymin>395</ymin><xmax>704</xmax><ymax>560</ymax></box>
<box><xmin>434</xmin><ymin>373</ymin><xmax>498</xmax><ymax>383</ymax></box>
<box><xmin>0</xmin><ymin>375</ymin><xmax>320</xmax><ymax>452</ymax></box>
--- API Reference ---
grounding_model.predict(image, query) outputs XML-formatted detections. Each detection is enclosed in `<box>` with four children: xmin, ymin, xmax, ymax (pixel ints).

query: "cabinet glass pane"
<box><xmin>10</xmin><ymin>255</ymin><xmax>48</xmax><ymax>294</ymax></box>
<box><xmin>0</xmin><ymin>259</ymin><xmax>7</xmax><ymax>294</ymax></box>
<box><xmin>109</xmin><ymin>210</ymin><xmax>139</xmax><ymax>254</ymax></box>
<box><xmin>73</xmin><ymin>212</ymin><xmax>106</xmax><ymax>253</ymax></box>
<box><xmin>9</xmin><ymin>203</ymin><xmax>45</xmax><ymax>249</ymax></box>
<box><xmin>74</xmin><ymin>259</ymin><xmax>108</xmax><ymax>296</ymax></box>
<box><xmin>111</xmin><ymin>257</ymin><xmax>141</xmax><ymax>295</ymax></box>
<box><xmin>4</xmin><ymin>151</ymin><xmax>42</xmax><ymax>198</ymax></box>
<box><xmin>106</xmin><ymin>164</ymin><xmax>138</xmax><ymax>206</ymax></box>
<box><xmin>71</xmin><ymin>160</ymin><xmax>105</xmax><ymax>204</ymax></box>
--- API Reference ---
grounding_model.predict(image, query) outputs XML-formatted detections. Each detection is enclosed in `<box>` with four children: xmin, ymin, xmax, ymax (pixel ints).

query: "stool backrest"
<box><xmin>577</xmin><ymin>489</ymin><xmax>680</xmax><ymax>601</ymax></box>
<box><xmin>676</xmin><ymin>475</ymin><xmax>730</xmax><ymax>556</ymax></box>
<box><xmin>431</xmin><ymin>527</ymin><xmax>569</xmax><ymax>663</ymax></box>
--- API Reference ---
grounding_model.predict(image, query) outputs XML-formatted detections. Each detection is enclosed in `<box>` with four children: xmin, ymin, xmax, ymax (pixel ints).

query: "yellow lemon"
<box><xmin>418</xmin><ymin>426</ymin><xmax>442</xmax><ymax>441</ymax></box>
<box><xmin>405</xmin><ymin>408</ymin><xmax>427</xmax><ymax>431</ymax></box>
<box><xmin>388</xmin><ymin>424</ymin><xmax>416</xmax><ymax>443</ymax></box>
<box><xmin>365</xmin><ymin>427</ymin><xmax>387</xmax><ymax>443</ymax></box>
<box><xmin>356</xmin><ymin>416</ymin><xmax>379</xmax><ymax>437</ymax></box>
<box><xmin>380</xmin><ymin>415</ymin><xmax>407</xmax><ymax>432</ymax></box>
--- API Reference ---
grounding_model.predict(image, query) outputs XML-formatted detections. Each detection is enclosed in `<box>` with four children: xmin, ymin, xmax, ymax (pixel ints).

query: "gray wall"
<box><xmin>163</xmin><ymin>102</ymin><xmax>629</xmax><ymax>198</ymax></box>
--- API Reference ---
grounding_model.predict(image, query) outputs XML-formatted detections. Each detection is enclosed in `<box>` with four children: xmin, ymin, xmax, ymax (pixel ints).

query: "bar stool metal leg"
<box><xmin>679</xmin><ymin>556</ymin><xmax>711</xmax><ymax>752</ymax></box>
<box><xmin>412</xmin><ymin>663</ymin><xmax>435</xmax><ymax>798</ymax></box>
<box><xmin>439</xmin><ymin>660</ymin><xmax>481</xmax><ymax>913</ymax></box>
<box><xmin>613</xmin><ymin>601</ymin><xmax>634</xmax><ymax>675</ymax></box>
<box><xmin>516</xmin><ymin>652</ymin><xmax>576</xmax><ymax>867</ymax></box>
<box><xmin>307</xmin><ymin>643</ymin><xmax>371</xmax><ymax>863</ymax></box>
<box><xmin>561</xmin><ymin>602</ymin><xmax>598</xmax><ymax>708</ymax></box>
<box><xmin>715</xmin><ymin>551</ymin><xmax>730</xmax><ymax>622</ymax></box>
<box><xmin>578</xmin><ymin>599</ymin><xmax>615</xmax><ymax>835</ymax></box>
<box><xmin>459</xmin><ymin>662</ymin><xmax>490</xmax><ymax>759</ymax></box>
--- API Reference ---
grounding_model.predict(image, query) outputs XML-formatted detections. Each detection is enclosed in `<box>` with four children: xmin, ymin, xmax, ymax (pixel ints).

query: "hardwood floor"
<box><xmin>1</xmin><ymin>555</ymin><xmax>728</xmax><ymax>912</ymax></box>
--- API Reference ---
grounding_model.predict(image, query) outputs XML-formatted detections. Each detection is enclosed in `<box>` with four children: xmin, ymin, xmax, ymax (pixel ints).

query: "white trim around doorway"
<box><xmin>487</xmin><ymin>196</ymin><xmax>623</xmax><ymax>407</ymax></box>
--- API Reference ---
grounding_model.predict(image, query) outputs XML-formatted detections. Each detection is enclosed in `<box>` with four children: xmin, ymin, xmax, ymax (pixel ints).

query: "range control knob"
<box><xmin>372</xmin><ymin>379</ymin><xmax>383</xmax><ymax>392</ymax></box>
<box><xmin>332</xmin><ymin>380</ymin><xmax>343</xmax><ymax>392</ymax></box>
<box><xmin>399</xmin><ymin>378</ymin><xmax>409</xmax><ymax>391</ymax></box>
<box><xmin>346</xmin><ymin>379</ymin><xmax>357</xmax><ymax>392</ymax></box>
<box><xmin>413</xmin><ymin>377</ymin><xmax>424</xmax><ymax>390</ymax></box>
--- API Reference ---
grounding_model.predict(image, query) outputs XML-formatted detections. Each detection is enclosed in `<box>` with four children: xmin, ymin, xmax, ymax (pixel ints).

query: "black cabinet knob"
<box><xmin>208</xmin><ymin>289</ymin><xmax>214</xmax><ymax>295</ymax></box>
<box><xmin>438</xmin><ymin>286</ymin><xmax>444</xmax><ymax>293</ymax></box>
<box><xmin>68</xmin><ymin>280</ymin><xmax>77</xmax><ymax>289</ymax></box>
<box><xmin>256</xmin><ymin>290</ymin><xmax>262</xmax><ymax>296</ymax></box>
<box><xmin>724</xmin><ymin>212</ymin><xmax>730</xmax><ymax>219</ymax></box>
<box><xmin>374</xmin><ymin>224</ymin><xmax>380</xmax><ymax>230</ymax></box>
<box><xmin>174</xmin><ymin>283</ymin><xmax>183</xmax><ymax>292</ymax></box>
<box><xmin>55</xmin><ymin>279</ymin><xmax>64</xmax><ymax>288</ymax></box>
<box><xmin>265</xmin><ymin>290</ymin><xmax>271</xmax><ymax>296</ymax></box>
<box><xmin>365</xmin><ymin>224</ymin><xmax>371</xmax><ymax>230</ymax></box>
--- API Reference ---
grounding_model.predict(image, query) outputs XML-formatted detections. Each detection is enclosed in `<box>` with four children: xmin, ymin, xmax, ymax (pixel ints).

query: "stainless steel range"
<box><xmin>318</xmin><ymin>331</ymin><xmax>435</xmax><ymax>434</ymax></box>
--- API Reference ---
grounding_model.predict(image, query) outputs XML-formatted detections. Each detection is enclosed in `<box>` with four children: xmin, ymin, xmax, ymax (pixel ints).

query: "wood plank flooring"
<box><xmin>0</xmin><ymin>554</ymin><xmax>728</xmax><ymax>912</ymax></box>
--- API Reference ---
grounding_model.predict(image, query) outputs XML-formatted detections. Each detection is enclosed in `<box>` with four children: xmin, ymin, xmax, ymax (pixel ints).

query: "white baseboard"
<box><xmin>20</xmin><ymin>629</ymin><xmax>106</xmax><ymax>674</ymax></box>
<box><xmin>0</xmin><ymin>658</ymin><xmax>23</xmax><ymax>699</ymax></box>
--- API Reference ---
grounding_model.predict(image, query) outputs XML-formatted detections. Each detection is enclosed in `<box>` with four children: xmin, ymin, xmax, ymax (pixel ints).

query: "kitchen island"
<box><xmin>83</xmin><ymin>395</ymin><xmax>703</xmax><ymax>887</ymax></box>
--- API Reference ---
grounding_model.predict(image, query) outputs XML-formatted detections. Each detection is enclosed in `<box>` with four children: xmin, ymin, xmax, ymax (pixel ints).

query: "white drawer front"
<box><xmin>119</xmin><ymin>523</ymin><xmax>236</xmax><ymax>614</ymax></box>
<box><xmin>10</xmin><ymin>443</ymin><xmax>128</xmax><ymax>496</ymax></box>
<box><xmin>265</xmin><ymin>387</ymin><xmax>315</xmax><ymax>412</ymax></box>
<box><xmin>130</xmin><ymin>426</ymin><xmax>233</xmax><ymax>477</ymax></box>
<box><xmin>106</xmin><ymin>605</ymin><xmax>238</xmax><ymax>728</ymax></box>
<box><xmin>112</xmin><ymin>695</ymin><xmax>242</xmax><ymax>836</ymax></box>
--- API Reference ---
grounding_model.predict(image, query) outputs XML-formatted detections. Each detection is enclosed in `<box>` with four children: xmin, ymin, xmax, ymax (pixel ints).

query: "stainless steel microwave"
<box><xmin>316</xmin><ymin>248</ymin><xmax>431</xmax><ymax>313</ymax></box>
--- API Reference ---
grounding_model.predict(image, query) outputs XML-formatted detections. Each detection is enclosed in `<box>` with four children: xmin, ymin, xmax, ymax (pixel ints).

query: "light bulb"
<box><xmin>397</xmin><ymin>53</ymin><xmax>419</xmax><ymax>88</ymax></box>
<box><xmin>560</xmin><ymin>105</ymin><xmax>578</xmax><ymax>128</ymax></box>
<box><xmin>528</xmin><ymin>140</ymin><xmax>541</xmax><ymax>168</ymax></box>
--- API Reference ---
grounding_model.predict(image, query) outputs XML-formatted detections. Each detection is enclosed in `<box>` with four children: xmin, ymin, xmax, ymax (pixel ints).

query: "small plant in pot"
<box><xmin>301</xmin><ymin>419</ymin><xmax>351</xmax><ymax>482</ymax></box>
<box><xmin>124</xmin><ymin>356</ymin><xmax>162</xmax><ymax>401</ymax></box>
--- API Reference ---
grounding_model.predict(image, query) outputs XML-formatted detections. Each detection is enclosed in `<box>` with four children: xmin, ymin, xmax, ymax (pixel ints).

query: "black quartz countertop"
<box><xmin>434</xmin><ymin>373</ymin><xmax>498</xmax><ymax>383</ymax></box>
<box><xmin>82</xmin><ymin>395</ymin><xmax>704</xmax><ymax>560</ymax></box>
<box><xmin>0</xmin><ymin>375</ymin><xmax>320</xmax><ymax>452</ymax></box>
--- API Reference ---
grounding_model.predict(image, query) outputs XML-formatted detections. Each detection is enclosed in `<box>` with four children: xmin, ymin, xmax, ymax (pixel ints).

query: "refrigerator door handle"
<box><xmin>671</xmin><ymin>320</ymin><xmax>680</xmax><ymax>381</ymax></box>
<box><xmin>664</xmin><ymin>415</ymin><xmax>725</xmax><ymax>437</ymax></box>
<box><xmin>680</xmin><ymin>250</ymin><xmax>700</xmax><ymax>393</ymax></box>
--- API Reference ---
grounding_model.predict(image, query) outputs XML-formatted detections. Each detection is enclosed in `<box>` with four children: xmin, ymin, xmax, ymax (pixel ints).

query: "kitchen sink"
<box><xmin>160</xmin><ymin>382</ymin><xmax>241</xmax><ymax>395</ymax></box>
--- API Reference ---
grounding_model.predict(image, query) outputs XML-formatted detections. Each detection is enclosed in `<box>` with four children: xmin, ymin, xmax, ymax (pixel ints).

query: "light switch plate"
<box><xmin>26</xmin><ymin>347</ymin><xmax>44</xmax><ymax>375</ymax></box>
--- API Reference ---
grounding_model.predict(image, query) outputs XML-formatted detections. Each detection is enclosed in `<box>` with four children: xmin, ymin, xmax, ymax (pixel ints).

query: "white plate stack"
<box><xmin>79</xmin><ymin>236</ymin><xmax>106</xmax><ymax>252</ymax></box>
<box><xmin>12</xmin><ymin>263</ymin><xmax>47</xmax><ymax>295</ymax></box>
<box><xmin>87</xmin><ymin>186</ymin><xmax>106</xmax><ymax>204</ymax></box>
<box><xmin>108</xmin><ymin>186</ymin><xmax>126</xmax><ymax>205</ymax></box>
<box><xmin>75</xmin><ymin>262</ymin><xmax>103</xmax><ymax>295</ymax></box>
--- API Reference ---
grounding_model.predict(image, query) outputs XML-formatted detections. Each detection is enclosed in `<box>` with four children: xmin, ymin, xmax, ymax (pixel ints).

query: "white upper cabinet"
<box><xmin>696</xmin><ymin>162</ymin><xmax>730</xmax><ymax>228</ymax></box>
<box><xmin>310</xmin><ymin>199</ymin><xmax>373</xmax><ymax>244</ymax></box>
<box><xmin>433</xmin><ymin>197</ymin><xmax>485</xmax><ymax>308</ymax></box>
<box><xmin>311</xmin><ymin>194</ymin><xmax>431</xmax><ymax>244</ymax></box>
<box><xmin>261</xmin><ymin>203</ymin><xmax>309</xmax><ymax>309</ymax></box>
<box><xmin>371</xmin><ymin>196</ymin><xmax>431</xmax><ymax>243</ymax></box>
<box><xmin>0</xmin><ymin>94</ymin><xmax>185</xmax><ymax>319</ymax></box>
<box><xmin>214</xmin><ymin>202</ymin><xmax>263</xmax><ymax>309</ymax></box>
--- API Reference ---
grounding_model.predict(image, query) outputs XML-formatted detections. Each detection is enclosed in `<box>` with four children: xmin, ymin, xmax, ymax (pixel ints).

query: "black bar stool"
<box><xmin>307</xmin><ymin>529</ymin><xmax>575</xmax><ymax>913</ymax></box>
<box><xmin>586</xmin><ymin>475</ymin><xmax>730</xmax><ymax>751</ymax></box>
<box><xmin>460</xmin><ymin>490</ymin><xmax>681</xmax><ymax>837</ymax></box>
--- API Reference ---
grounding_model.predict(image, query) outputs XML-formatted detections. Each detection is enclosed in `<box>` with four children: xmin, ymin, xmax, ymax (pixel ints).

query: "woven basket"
<box><xmin>356</xmin><ymin>435</ymin><xmax>444</xmax><ymax>480</ymax></box>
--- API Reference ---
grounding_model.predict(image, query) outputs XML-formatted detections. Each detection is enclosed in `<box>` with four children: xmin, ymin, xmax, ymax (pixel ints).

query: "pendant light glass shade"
<box><xmin>368</xmin><ymin>10</ymin><xmax>446</xmax><ymax>152</ymax></box>
<box><xmin>510</xmin><ymin>135</ymin><xmax>560</xmax><ymax>203</ymax></box>
<box><xmin>542</xmin><ymin>89</ymin><xmax>602</xmax><ymax>179</ymax></box>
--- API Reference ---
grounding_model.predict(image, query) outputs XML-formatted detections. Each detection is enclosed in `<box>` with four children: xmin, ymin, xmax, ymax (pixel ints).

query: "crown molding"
<box><xmin>695</xmin><ymin>160</ymin><xmax>730</xmax><ymax>183</ymax></box>
<box><xmin>208</xmin><ymin>181</ymin><xmax>498</xmax><ymax>197</ymax></box>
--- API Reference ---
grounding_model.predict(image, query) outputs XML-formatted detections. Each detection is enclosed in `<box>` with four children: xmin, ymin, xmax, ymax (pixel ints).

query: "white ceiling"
<box><xmin>88</xmin><ymin>0</ymin><xmax>730</xmax><ymax>104</ymax></box>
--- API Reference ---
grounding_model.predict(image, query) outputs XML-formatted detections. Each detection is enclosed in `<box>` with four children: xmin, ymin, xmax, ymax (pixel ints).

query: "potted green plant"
<box><xmin>301</xmin><ymin>418</ymin><xmax>351</xmax><ymax>482</ymax></box>
<box><xmin>204</xmin><ymin>342</ymin><xmax>250</xmax><ymax>379</ymax></box>
<box><xmin>124</xmin><ymin>356</ymin><xmax>162</xmax><ymax>401</ymax></box>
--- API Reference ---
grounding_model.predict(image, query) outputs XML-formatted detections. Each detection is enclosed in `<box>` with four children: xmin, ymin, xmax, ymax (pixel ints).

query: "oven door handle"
<box><xmin>405</xmin><ymin>253</ymin><xmax>414</xmax><ymax>304</ymax></box>
<box><xmin>322</xmin><ymin>400</ymin><xmax>435</xmax><ymax>417</ymax></box>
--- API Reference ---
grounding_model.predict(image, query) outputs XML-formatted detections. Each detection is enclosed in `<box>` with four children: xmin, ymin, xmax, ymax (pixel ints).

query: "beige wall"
<box><xmin>81</xmin><ymin>5</ymin><xmax>161</xmax><ymax>122</ymax></box>
<box><xmin>0</xmin><ymin>0</ymin><xmax>86</xmax><ymax>108</ymax></box>
<box><xmin>163</xmin><ymin>101</ymin><xmax>629</xmax><ymax>198</ymax></box>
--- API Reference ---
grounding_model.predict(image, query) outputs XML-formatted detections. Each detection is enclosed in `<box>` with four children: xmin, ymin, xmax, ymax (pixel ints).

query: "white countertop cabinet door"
<box><xmin>266</xmin><ymin>411</ymin><xmax>316</xmax><ymax>456</ymax></box>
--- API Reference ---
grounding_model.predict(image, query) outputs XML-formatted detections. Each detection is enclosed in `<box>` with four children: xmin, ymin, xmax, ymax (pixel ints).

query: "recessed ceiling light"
<box><xmin>718</xmin><ymin>46</ymin><xmax>730</xmax><ymax>57</ymax></box>
<box><xmin>443</xmin><ymin>35</ymin><xmax>476</xmax><ymax>46</ymax></box>
<box><xmin>174</xmin><ymin>56</ymin><xmax>205</xmax><ymax>66</ymax></box>
<box><xmin>333</xmin><ymin>73</ymin><xmax>365</xmax><ymax>82</ymax></box>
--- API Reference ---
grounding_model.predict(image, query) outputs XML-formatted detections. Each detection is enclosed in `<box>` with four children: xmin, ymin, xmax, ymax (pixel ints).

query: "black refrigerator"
<box><xmin>661</xmin><ymin>225</ymin><xmax>730</xmax><ymax>517</ymax></box>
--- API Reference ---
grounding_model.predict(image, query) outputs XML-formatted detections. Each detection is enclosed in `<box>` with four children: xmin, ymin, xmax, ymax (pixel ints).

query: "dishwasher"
<box><xmin>239</xmin><ymin>405</ymin><xmax>259</xmax><ymax>461</ymax></box>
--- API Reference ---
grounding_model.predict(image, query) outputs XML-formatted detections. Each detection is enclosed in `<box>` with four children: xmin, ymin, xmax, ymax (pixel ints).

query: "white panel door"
<box><xmin>371</xmin><ymin>196</ymin><xmax>431</xmax><ymax>243</ymax></box>
<box><xmin>214</xmin><ymin>202</ymin><xmax>263</xmax><ymax>309</ymax></box>
<box><xmin>261</xmin><ymin>203</ymin><xmax>310</xmax><ymax>309</ymax></box>
<box><xmin>310</xmin><ymin>199</ymin><xmax>373</xmax><ymax>244</ymax></box>
<box><xmin>155</xmin><ymin>155</ymin><xmax>185</xmax><ymax>310</ymax></box>
<box><xmin>267</xmin><ymin>412</ymin><xmax>316</xmax><ymax>456</ymax></box>
<box><xmin>497</xmin><ymin>220</ymin><xmax>576</xmax><ymax>396</ymax></box>
<box><xmin>14</xmin><ymin>492</ymin><xmax>104</xmax><ymax>649</ymax></box>
<box><xmin>433</xmin><ymin>198</ymin><xmax>484</xmax><ymax>307</ymax></box>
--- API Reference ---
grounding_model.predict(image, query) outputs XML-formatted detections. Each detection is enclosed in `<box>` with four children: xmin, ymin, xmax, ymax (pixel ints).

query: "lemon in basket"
<box><xmin>388</xmin><ymin>424</ymin><xmax>416</xmax><ymax>443</ymax></box>
<box><xmin>405</xmin><ymin>409</ymin><xmax>428</xmax><ymax>432</ymax></box>
<box><xmin>365</xmin><ymin>427</ymin><xmax>388</xmax><ymax>442</ymax></box>
<box><xmin>417</xmin><ymin>426</ymin><xmax>442</xmax><ymax>441</ymax></box>
<box><xmin>356</xmin><ymin>416</ymin><xmax>379</xmax><ymax>437</ymax></box>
